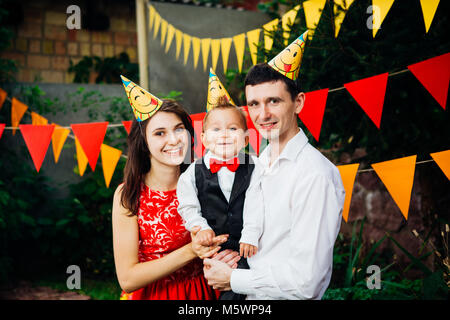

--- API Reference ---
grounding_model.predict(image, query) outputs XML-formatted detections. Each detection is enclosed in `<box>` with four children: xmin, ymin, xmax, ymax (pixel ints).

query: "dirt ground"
<box><xmin>0</xmin><ymin>281</ymin><xmax>90</xmax><ymax>300</ymax></box>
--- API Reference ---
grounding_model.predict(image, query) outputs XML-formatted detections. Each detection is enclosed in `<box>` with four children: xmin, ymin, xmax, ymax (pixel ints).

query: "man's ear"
<box><xmin>294</xmin><ymin>92</ymin><xmax>306</xmax><ymax>115</ymax></box>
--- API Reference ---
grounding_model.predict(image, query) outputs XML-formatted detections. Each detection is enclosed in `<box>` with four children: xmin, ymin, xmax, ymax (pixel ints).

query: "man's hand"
<box><xmin>203</xmin><ymin>258</ymin><xmax>233</xmax><ymax>291</ymax></box>
<box><xmin>212</xmin><ymin>249</ymin><xmax>241</xmax><ymax>269</ymax></box>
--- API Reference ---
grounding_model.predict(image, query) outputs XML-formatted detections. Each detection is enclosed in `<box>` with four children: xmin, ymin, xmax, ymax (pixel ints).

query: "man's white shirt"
<box><xmin>230</xmin><ymin>128</ymin><xmax>346</xmax><ymax>300</ymax></box>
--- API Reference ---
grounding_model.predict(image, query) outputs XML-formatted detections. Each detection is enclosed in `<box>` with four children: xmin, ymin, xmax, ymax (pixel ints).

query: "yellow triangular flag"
<box><xmin>233</xmin><ymin>33</ymin><xmax>246</xmax><ymax>73</ymax></box>
<box><xmin>303</xmin><ymin>0</ymin><xmax>326</xmax><ymax>40</ymax></box>
<box><xmin>221</xmin><ymin>38</ymin><xmax>232</xmax><ymax>74</ymax></box>
<box><xmin>31</xmin><ymin>112</ymin><xmax>48</xmax><ymax>125</ymax></box>
<box><xmin>51</xmin><ymin>124</ymin><xmax>70</xmax><ymax>163</ymax></box>
<box><xmin>201</xmin><ymin>38</ymin><xmax>211</xmax><ymax>72</ymax></box>
<box><xmin>430</xmin><ymin>150</ymin><xmax>450</xmax><ymax>180</ymax></box>
<box><xmin>334</xmin><ymin>0</ymin><xmax>355</xmax><ymax>37</ymax></box>
<box><xmin>75</xmin><ymin>137</ymin><xmax>89</xmax><ymax>176</ymax></box>
<box><xmin>372</xmin><ymin>0</ymin><xmax>395</xmax><ymax>37</ymax></box>
<box><xmin>100</xmin><ymin>144</ymin><xmax>122</xmax><ymax>188</ymax></box>
<box><xmin>420</xmin><ymin>0</ymin><xmax>440</xmax><ymax>33</ymax></box>
<box><xmin>210</xmin><ymin>39</ymin><xmax>221</xmax><ymax>72</ymax></box>
<box><xmin>282</xmin><ymin>5</ymin><xmax>300</xmax><ymax>45</ymax></box>
<box><xmin>153</xmin><ymin>12</ymin><xmax>161</xmax><ymax>39</ymax></box>
<box><xmin>11</xmin><ymin>97</ymin><xmax>28</xmax><ymax>135</ymax></box>
<box><xmin>371</xmin><ymin>155</ymin><xmax>417</xmax><ymax>220</ymax></box>
<box><xmin>148</xmin><ymin>5</ymin><xmax>155</xmax><ymax>30</ymax></box>
<box><xmin>337</xmin><ymin>163</ymin><xmax>360</xmax><ymax>222</ymax></box>
<box><xmin>160</xmin><ymin>19</ymin><xmax>168</xmax><ymax>46</ymax></box>
<box><xmin>183</xmin><ymin>33</ymin><xmax>191</xmax><ymax>65</ymax></box>
<box><xmin>247</xmin><ymin>29</ymin><xmax>261</xmax><ymax>65</ymax></box>
<box><xmin>263</xmin><ymin>19</ymin><xmax>279</xmax><ymax>54</ymax></box>
<box><xmin>175</xmin><ymin>29</ymin><xmax>183</xmax><ymax>60</ymax></box>
<box><xmin>192</xmin><ymin>37</ymin><xmax>201</xmax><ymax>70</ymax></box>
<box><xmin>165</xmin><ymin>24</ymin><xmax>175</xmax><ymax>53</ymax></box>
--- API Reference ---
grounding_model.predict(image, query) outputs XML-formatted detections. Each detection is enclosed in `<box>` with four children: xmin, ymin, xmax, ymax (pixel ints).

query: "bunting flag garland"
<box><xmin>0</xmin><ymin>88</ymin><xmax>6</xmax><ymax>110</ymax></box>
<box><xmin>149</xmin><ymin>5</ymin><xmax>156</xmax><ymax>30</ymax></box>
<box><xmin>74</xmin><ymin>137</ymin><xmax>89</xmax><ymax>176</ymax></box>
<box><xmin>372</xmin><ymin>0</ymin><xmax>395</xmax><ymax>38</ymax></box>
<box><xmin>281</xmin><ymin>5</ymin><xmax>300</xmax><ymax>45</ymax></box>
<box><xmin>220</xmin><ymin>38</ymin><xmax>233</xmax><ymax>74</ymax></box>
<box><xmin>298</xmin><ymin>88</ymin><xmax>329</xmax><ymax>142</ymax></box>
<box><xmin>19</xmin><ymin>124</ymin><xmax>55</xmax><ymax>172</ymax></box>
<box><xmin>189</xmin><ymin>112</ymin><xmax>206</xmax><ymax>159</ymax></box>
<box><xmin>165</xmin><ymin>24</ymin><xmax>175</xmax><ymax>53</ymax></box>
<box><xmin>210</xmin><ymin>39</ymin><xmax>221</xmax><ymax>73</ymax></box>
<box><xmin>407</xmin><ymin>52</ymin><xmax>449</xmax><ymax>110</ymax></box>
<box><xmin>175</xmin><ymin>29</ymin><xmax>183</xmax><ymax>60</ymax></box>
<box><xmin>183</xmin><ymin>33</ymin><xmax>191</xmax><ymax>65</ymax></box>
<box><xmin>303</xmin><ymin>0</ymin><xmax>326</xmax><ymax>39</ymax></box>
<box><xmin>420</xmin><ymin>0</ymin><xmax>440</xmax><ymax>33</ymax></box>
<box><xmin>233</xmin><ymin>33</ymin><xmax>246</xmax><ymax>73</ymax></box>
<box><xmin>242</xmin><ymin>106</ymin><xmax>263</xmax><ymax>155</ymax></box>
<box><xmin>333</xmin><ymin>0</ymin><xmax>356</xmax><ymax>38</ymax></box>
<box><xmin>153</xmin><ymin>12</ymin><xmax>161</xmax><ymax>39</ymax></box>
<box><xmin>430</xmin><ymin>150</ymin><xmax>450</xmax><ymax>180</ymax></box>
<box><xmin>100</xmin><ymin>144</ymin><xmax>122</xmax><ymax>188</ymax></box>
<box><xmin>0</xmin><ymin>123</ymin><xmax>5</xmax><ymax>140</ymax></box>
<box><xmin>160</xmin><ymin>20</ymin><xmax>168</xmax><ymax>46</ymax></box>
<box><xmin>122</xmin><ymin>120</ymin><xmax>132</xmax><ymax>134</ymax></box>
<box><xmin>31</xmin><ymin>111</ymin><xmax>48</xmax><ymax>125</ymax></box>
<box><xmin>192</xmin><ymin>37</ymin><xmax>201</xmax><ymax>70</ymax></box>
<box><xmin>337</xmin><ymin>163</ymin><xmax>360</xmax><ymax>222</ymax></box>
<box><xmin>71</xmin><ymin>122</ymin><xmax>109</xmax><ymax>171</ymax></box>
<box><xmin>51</xmin><ymin>124</ymin><xmax>70</xmax><ymax>163</ymax></box>
<box><xmin>246</xmin><ymin>28</ymin><xmax>261</xmax><ymax>66</ymax></box>
<box><xmin>11</xmin><ymin>98</ymin><xmax>28</xmax><ymax>135</ymax></box>
<box><xmin>371</xmin><ymin>155</ymin><xmax>417</xmax><ymax>220</ymax></box>
<box><xmin>201</xmin><ymin>38</ymin><xmax>211</xmax><ymax>72</ymax></box>
<box><xmin>344</xmin><ymin>73</ymin><xmax>389</xmax><ymax>129</ymax></box>
<box><xmin>263</xmin><ymin>18</ymin><xmax>279</xmax><ymax>54</ymax></box>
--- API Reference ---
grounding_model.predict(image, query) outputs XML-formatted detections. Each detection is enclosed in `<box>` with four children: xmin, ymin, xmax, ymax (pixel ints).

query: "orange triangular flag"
<box><xmin>337</xmin><ymin>163</ymin><xmax>360</xmax><ymax>222</ymax></box>
<box><xmin>31</xmin><ymin>112</ymin><xmax>49</xmax><ymax>125</ymax></box>
<box><xmin>0</xmin><ymin>88</ymin><xmax>7</xmax><ymax>110</ymax></box>
<box><xmin>100</xmin><ymin>144</ymin><xmax>123</xmax><ymax>188</ymax></box>
<box><xmin>0</xmin><ymin>123</ymin><xmax>5</xmax><ymax>140</ymax></box>
<box><xmin>51</xmin><ymin>124</ymin><xmax>70</xmax><ymax>163</ymax></box>
<box><xmin>430</xmin><ymin>150</ymin><xmax>450</xmax><ymax>180</ymax></box>
<box><xmin>71</xmin><ymin>122</ymin><xmax>109</xmax><ymax>171</ymax></box>
<box><xmin>75</xmin><ymin>137</ymin><xmax>89</xmax><ymax>176</ymax></box>
<box><xmin>19</xmin><ymin>124</ymin><xmax>55</xmax><ymax>172</ymax></box>
<box><xmin>371</xmin><ymin>155</ymin><xmax>417</xmax><ymax>220</ymax></box>
<box><xmin>11</xmin><ymin>98</ymin><xmax>28</xmax><ymax>135</ymax></box>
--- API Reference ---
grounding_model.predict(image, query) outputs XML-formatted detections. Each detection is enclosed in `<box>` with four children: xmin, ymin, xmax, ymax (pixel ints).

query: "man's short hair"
<box><xmin>244</xmin><ymin>63</ymin><xmax>301</xmax><ymax>101</ymax></box>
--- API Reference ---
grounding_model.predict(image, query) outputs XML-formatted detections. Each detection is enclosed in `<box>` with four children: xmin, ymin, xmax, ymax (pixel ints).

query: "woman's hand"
<box><xmin>190</xmin><ymin>226</ymin><xmax>228</xmax><ymax>259</ymax></box>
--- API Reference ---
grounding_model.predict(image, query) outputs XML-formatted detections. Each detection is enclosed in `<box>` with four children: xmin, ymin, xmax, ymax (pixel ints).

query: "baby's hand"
<box><xmin>239</xmin><ymin>243</ymin><xmax>258</xmax><ymax>258</ymax></box>
<box><xmin>196</xmin><ymin>229</ymin><xmax>216</xmax><ymax>246</ymax></box>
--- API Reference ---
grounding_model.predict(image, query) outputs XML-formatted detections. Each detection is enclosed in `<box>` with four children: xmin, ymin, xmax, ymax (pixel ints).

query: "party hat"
<box><xmin>206</xmin><ymin>68</ymin><xmax>235</xmax><ymax>112</ymax></box>
<box><xmin>268</xmin><ymin>30</ymin><xmax>308</xmax><ymax>81</ymax></box>
<box><xmin>120</xmin><ymin>75</ymin><xmax>163</xmax><ymax>121</ymax></box>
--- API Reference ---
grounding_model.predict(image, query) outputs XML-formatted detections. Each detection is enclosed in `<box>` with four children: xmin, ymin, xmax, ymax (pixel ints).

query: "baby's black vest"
<box><xmin>194</xmin><ymin>152</ymin><xmax>255</xmax><ymax>251</ymax></box>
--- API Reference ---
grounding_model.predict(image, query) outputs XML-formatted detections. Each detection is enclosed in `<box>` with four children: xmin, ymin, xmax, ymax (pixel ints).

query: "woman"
<box><xmin>112</xmin><ymin>100</ymin><xmax>239</xmax><ymax>300</ymax></box>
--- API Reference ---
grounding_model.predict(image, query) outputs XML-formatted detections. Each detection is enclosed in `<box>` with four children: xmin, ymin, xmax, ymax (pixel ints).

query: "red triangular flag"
<box><xmin>19</xmin><ymin>124</ymin><xmax>55</xmax><ymax>172</ymax></box>
<box><xmin>71</xmin><ymin>122</ymin><xmax>109</xmax><ymax>171</ymax></box>
<box><xmin>122</xmin><ymin>120</ymin><xmax>132</xmax><ymax>135</ymax></box>
<box><xmin>189</xmin><ymin>112</ymin><xmax>206</xmax><ymax>159</ymax></box>
<box><xmin>299</xmin><ymin>89</ymin><xmax>329</xmax><ymax>142</ymax></box>
<box><xmin>242</xmin><ymin>106</ymin><xmax>263</xmax><ymax>155</ymax></box>
<box><xmin>408</xmin><ymin>53</ymin><xmax>450</xmax><ymax>110</ymax></box>
<box><xmin>0</xmin><ymin>123</ymin><xmax>5</xmax><ymax>139</ymax></box>
<box><xmin>344</xmin><ymin>73</ymin><xmax>389</xmax><ymax>129</ymax></box>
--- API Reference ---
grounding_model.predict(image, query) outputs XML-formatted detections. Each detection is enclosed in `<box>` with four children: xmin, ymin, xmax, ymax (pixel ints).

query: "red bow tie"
<box><xmin>209</xmin><ymin>157</ymin><xmax>240</xmax><ymax>173</ymax></box>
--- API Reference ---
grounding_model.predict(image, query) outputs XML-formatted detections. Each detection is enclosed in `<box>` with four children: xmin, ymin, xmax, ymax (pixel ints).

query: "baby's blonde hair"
<box><xmin>202</xmin><ymin>96</ymin><xmax>248</xmax><ymax>132</ymax></box>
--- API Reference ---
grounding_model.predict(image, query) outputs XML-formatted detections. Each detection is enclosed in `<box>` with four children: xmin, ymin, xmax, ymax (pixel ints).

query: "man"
<box><xmin>203</xmin><ymin>32</ymin><xmax>346</xmax><ymax>300</ymax></box>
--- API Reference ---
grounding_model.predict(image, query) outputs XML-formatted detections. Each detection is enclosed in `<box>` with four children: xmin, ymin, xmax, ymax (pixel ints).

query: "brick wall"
<box><xmin>2</xmin><ymin>0</ymin><xmax>138</xmax><ymax>83</ymax></box>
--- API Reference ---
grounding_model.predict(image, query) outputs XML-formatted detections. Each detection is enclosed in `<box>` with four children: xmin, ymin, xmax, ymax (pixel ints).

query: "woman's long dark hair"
<box><xmin>120</xmin><ymin>100</ymin><xmax>194</xmax><ymax>216</ymax></box>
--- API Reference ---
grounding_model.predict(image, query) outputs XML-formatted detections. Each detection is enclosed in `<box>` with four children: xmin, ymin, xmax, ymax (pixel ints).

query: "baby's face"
<box><xmin>201</xmin><ymin>108</ymin><xmax>248</xmax><ymax>160</ymax></box>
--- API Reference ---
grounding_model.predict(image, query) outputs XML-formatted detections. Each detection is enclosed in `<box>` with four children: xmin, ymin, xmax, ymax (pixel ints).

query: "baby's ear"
<box><xmin>244</xmin><ymin>134</ymin><xmax>249</xmax><ymax>147</ymax></box>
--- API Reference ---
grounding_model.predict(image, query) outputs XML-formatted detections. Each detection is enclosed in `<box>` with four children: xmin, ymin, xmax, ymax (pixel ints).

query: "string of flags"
<box><xmin>148</xmin><ymin>0</ymin><xmax>442</xmax><ymax>73</ymax></box>
<box><xmin>0</xmin><ymin>50</ymin><xmax>448</xmax><ymax>222</ymax></box>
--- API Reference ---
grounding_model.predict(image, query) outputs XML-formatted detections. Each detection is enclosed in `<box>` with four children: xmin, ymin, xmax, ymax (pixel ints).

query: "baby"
<box><xmin>177</xmin><ymin>97</ymin><xmax>262</xmax><ymax>299</ymax></box>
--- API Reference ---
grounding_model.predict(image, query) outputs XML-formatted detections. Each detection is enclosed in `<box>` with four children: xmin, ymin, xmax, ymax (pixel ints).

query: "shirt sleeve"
<box><xmin>176</xmin><ymin>163</ymin><xmax>212</xmax><ymax>232</ymax></box>
<box><xmin>231</xmin><ymin>173</ymin><xmax>345</xmax><ymax>300</ymax></box>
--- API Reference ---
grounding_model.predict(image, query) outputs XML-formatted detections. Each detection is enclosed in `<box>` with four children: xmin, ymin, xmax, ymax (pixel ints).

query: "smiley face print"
<box><xmin>206</xmin><ymin>69</ymin><xmax>234</xmax><ymax>112</ymax></box>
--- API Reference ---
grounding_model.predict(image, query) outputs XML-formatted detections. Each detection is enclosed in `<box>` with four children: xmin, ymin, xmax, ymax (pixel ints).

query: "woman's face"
<box><xmin>145</xmin><ymin>111</ymin><xmax>189</xmax><ymax>168</ymax></box>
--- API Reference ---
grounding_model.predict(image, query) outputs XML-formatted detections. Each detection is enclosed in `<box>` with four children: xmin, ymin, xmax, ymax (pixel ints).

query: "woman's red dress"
<box><xmin>120</xmin><ymin>185</ymin><xmax>219</xmax><ymax>300</ymax></box>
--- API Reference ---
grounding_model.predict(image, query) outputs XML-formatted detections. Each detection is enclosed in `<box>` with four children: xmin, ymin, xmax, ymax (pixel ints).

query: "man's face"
<box><xmin>245</xmin><ymin>80</ymin><xmax>304</xmax><ymax>145</ymax></box>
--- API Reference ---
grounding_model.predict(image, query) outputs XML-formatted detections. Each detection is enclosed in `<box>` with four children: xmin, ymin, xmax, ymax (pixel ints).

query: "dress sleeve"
<box><xmin>176</xmin><ymin>163</ymin><xmax>212</xmax><ymax>232</ymax></box>
<box><xmin>231</xmin><ymin>174</ymin><xmax>345</xmax><ymax>299</ymax></box>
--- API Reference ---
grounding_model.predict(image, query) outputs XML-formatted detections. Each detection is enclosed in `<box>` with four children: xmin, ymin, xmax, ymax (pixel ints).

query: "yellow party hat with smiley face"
<box><xmin>206</xmin><ymin>68</ymin><xmax>235</xmax><ymax>112</ymax></box>
<box><xmin>120</xmin><ymin>75</ymin><xmax>163</xmax><ymax>122</ymax></box>
<box><xmin>268</xmin><ymin>30</ymin><xmax>308</xmax><ymax>81</ymax></box>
